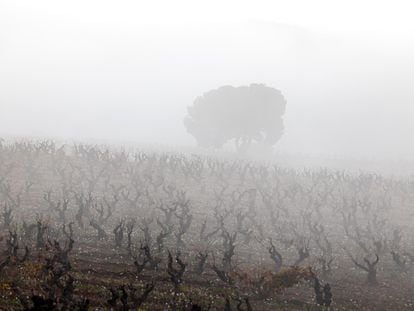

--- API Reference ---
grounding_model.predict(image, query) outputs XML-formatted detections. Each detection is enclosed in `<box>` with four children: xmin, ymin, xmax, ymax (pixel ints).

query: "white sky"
<box><xmin>0</xmin><ymin>0</ymin><xmax>413</xmax><ymax>158</ymax></box>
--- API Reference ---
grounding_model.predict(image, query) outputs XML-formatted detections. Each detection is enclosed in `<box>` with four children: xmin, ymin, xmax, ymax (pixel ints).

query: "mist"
<box><xmin>1</xmin><ymin>0</ymin><xmax>414</xmax><ymax>158</ymax></box>
<box><xmin>2</xmin><ymin>2</ymin><xmax>414</xmax><ymax>309</ymax></box>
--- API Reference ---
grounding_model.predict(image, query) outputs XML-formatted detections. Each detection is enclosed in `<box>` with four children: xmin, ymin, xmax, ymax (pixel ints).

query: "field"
<box><xmin>0</xmin><ymin>139</ymin><xmax>414</xmax><ymax>310</ymax></box>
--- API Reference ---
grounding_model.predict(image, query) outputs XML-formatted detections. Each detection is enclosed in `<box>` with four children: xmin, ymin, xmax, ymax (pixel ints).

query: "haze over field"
<box><xmin>1</xmin><ymin>0</ymin><xmax>413</xmax><ymax>158</ymax></box>
<box><xmin>2</xmin><ymin>2</ymin><xmax>414</xmax><ymax>310</ymax></box>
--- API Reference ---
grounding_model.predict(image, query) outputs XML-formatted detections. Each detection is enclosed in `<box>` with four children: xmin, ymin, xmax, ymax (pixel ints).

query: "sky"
<box><xmin>0</xmin><ymin>0</ymin><xmax>413</xmax><ymax>158</ymax></box>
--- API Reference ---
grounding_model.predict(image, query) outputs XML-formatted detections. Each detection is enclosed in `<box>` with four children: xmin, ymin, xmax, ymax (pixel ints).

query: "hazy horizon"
<box><xmin>1</xmin><ymin>0</ymin><xmax>413</xmax><ymax>159</ymax></box>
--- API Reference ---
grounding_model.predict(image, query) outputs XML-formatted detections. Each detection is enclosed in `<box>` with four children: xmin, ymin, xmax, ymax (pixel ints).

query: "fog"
<box><xmin>2</xmin><ymin>3</ymin><xmax>414</xmax><ymax>309</ymax></box>
<box><xmin>1</xmin><ymin>0</ymin><xmax>413</xmax><ymax>158</ymax></box>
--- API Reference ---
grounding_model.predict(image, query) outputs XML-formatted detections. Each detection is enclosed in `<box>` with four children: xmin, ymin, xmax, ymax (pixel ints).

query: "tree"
<box><xmin>184</xmin><ymin>84</ymin><xmax>286</xmax><ymax>153</ymax></box>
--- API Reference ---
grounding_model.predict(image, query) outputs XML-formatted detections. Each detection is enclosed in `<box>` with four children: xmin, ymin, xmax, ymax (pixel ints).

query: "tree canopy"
<box><xmin>184</xmin><ymin>84</ymin><xmax>286</xmax><ymax>153</ymax></box>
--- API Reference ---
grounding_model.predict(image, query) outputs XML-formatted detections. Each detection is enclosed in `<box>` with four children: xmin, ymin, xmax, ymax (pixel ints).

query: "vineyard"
<box><xmin>0</xmin><ymin>139</ymin><xmax>413</xmax><ymax>310</ymax></box>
